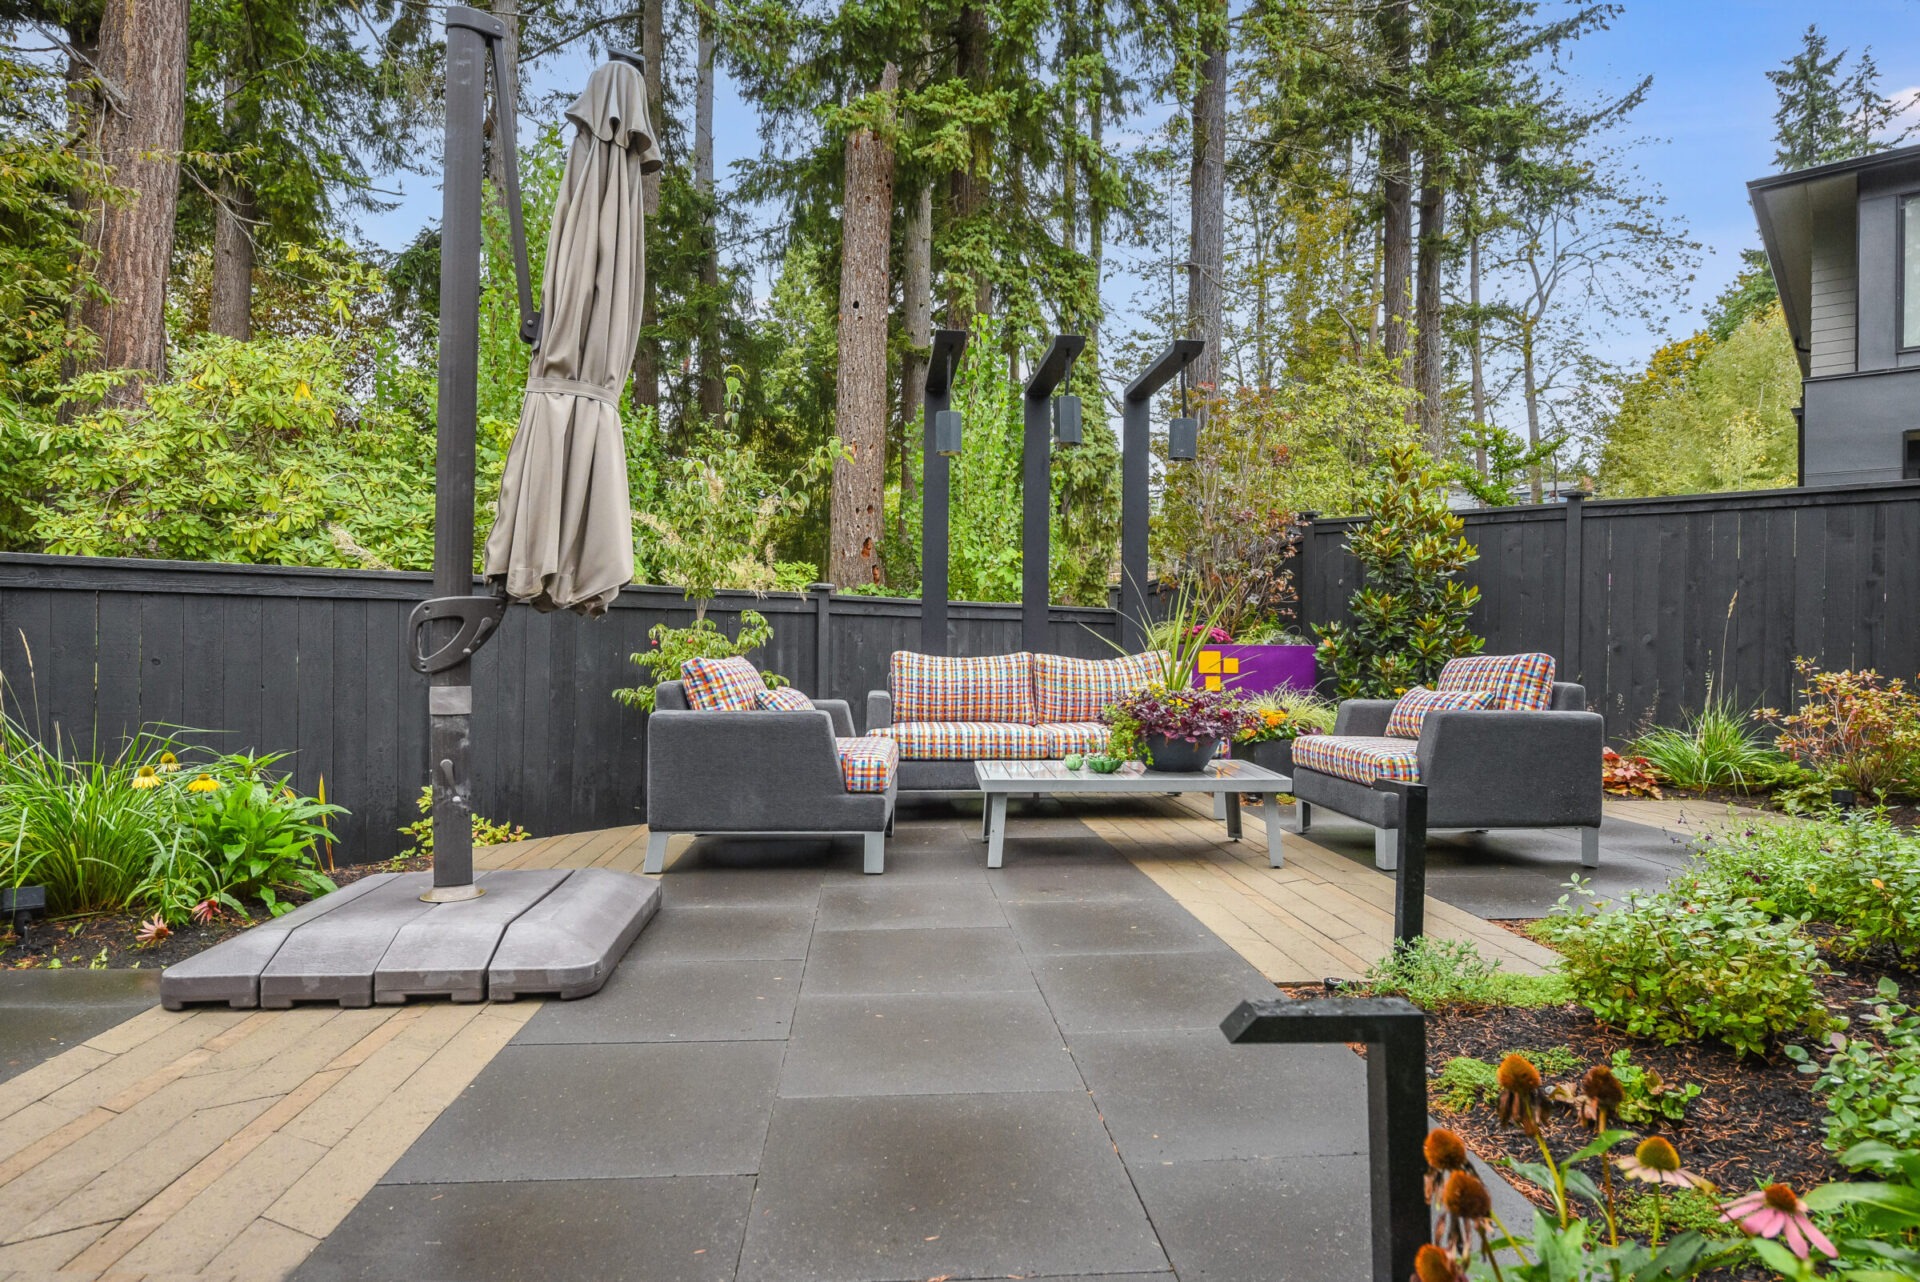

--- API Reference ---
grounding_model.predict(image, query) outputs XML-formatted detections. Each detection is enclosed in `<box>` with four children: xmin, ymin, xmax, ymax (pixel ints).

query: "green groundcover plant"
<box><xmin>1788</xmin><ymin>978</ymin><xmax>1920</xmax><ymax>1157</ymax></box>
<box><xmin>1357</xmin><ymin>936</ymin><xmax>1572</xmax><ymax>1010</ymax></box>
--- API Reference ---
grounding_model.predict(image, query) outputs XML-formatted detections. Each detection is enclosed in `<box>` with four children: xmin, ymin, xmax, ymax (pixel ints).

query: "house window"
<box><xmin>1906</xmin><ymin>431</ymin><xmax>1920</xmax><ymax>480</ymax></box>
<box><xmin>1904</xmin><ymin>196</ymin><xmax>1920</xmax><ymax>348</ymax></box>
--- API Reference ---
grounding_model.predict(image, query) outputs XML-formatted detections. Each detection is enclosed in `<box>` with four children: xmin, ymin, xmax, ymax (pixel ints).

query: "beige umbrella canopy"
<box><xmin>483</xmin><ymin>60</ymin><xmax>663</xmax><ymax>615</ymax></box>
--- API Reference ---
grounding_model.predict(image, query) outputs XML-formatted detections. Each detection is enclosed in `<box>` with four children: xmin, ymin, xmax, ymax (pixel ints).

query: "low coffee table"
<box><xmin>974</xmin><ymin>758</ymin><xmax>1290</xmax><ymax>869</ymax></box>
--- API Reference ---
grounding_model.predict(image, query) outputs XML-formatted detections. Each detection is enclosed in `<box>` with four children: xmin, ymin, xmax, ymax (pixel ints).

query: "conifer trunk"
<box><xmin>1377</xmin><ymin>0</ymin><xmax>1413</xmax><ymax>376</ymax></box>
<box><xmin>1415</xmin><ymin>158</ymin><xmax>1446</xmax><ymax>454</ymax></box>
<box><xmin>695</xmin><ymin>7</ymin><xmax>722</xmax><ymax>420</ymax></box>
<box><xmin>1188</xmin><ymin>4</ymin><xmax>1228</xmax><ymax>403</ymax></box>
<box><xmin>632</xmin><ymin>0</ymin><xmax>664</xmax><ymax>411</ymax></box>
<box><xmin>829</xmin><ymin>64</ymin><xmax>899</xmax><ymax>589</ymax></box>
<box><xmin>898</xmin><ymin>180</ymin><xmax>932</xmax><ymax>572</ymax></box>
<box><xmin>210</xmin><ymin>75</ymin><xmax>253</xmax><ymax>342</ymax></box>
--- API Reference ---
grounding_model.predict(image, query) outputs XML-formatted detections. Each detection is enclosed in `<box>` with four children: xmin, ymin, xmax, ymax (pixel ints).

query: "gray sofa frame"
<box><xmin>1293</xmin><ymin>682</ymin><xmax>1603</xmax><ymax>871</ymax></box>
<box><xmin>645</xmin><ymin>680</ymin><xmax>896</xmax><ymax>874</ymax></box>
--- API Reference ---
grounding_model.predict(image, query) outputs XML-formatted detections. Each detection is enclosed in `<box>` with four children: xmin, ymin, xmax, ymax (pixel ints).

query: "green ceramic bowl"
<box><xmin>1087</xmin><ymin>755</ymin><xmax>1122</xmax><ymax>774</ymax></box>
<box><xmin>1063</xmin><ymin>754</ymin><xmax>1084</xmax><ymax>770</ymax></box>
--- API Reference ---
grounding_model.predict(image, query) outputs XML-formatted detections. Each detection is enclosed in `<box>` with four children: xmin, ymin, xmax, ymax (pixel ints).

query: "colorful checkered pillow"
<box><xmin>1032</xmin><ymin>651</ymin><xmax>1163</xmax><ymax>722</ymax></box>
<box><xmin>889</xmin><ymin>651</ymin><xmax>1037</xmax><ymax>724</ymax></box>
<box><xmin>756</xmin><ymin>685</ymin><xmax>814</xmax><ymax>712</ymax></box>
<box><xmin>1436</xmin><ymin>653</ymin><xmax>1556</xmax><ymax>711</ymax></box>
<box><xmin>679</xmin><ymin>656</ymin><xmax>768</xmax><ymax>711</ymax></box>
<box><xmin>1384</xmin><ymin>686</ymin><xmax>1494</xmax><ymax>739</ymax></box>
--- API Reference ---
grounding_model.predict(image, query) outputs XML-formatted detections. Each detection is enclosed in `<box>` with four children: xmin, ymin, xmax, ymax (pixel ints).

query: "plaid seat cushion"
<box><xmin>835</xmin><ymin>736</ymin><xmax>899</xmax><ymax>793</ymax></box>
<box><xmin>869</xmin><ymin>721</ymin><xmax>1055</xmax><ymax>760</ymax></box>
<box><xmin>680</xmin><ymin>656</ymin><xmax>767</xmax><ymax>711</ymax></box>
<box><xmin>1040</xmin><ymin>721</ymin><xmax>1111</xmax><ymax>755</ymax></box>
<box><xmin>1384</xmin><ymin>686</ymin><xmax>1495</xmax><ymax>739</ymax></box>
<box><xmin>1292</xmin><ymin>735</ymin><xmax>1421</xmax><ymax>786</ymax></box>
<box><xmin>1032</xmin><ymin>651</ymin><xmax>1164</xmax><ymax>722</ymax></box>
<box><xmin>757</xmin><ymin>685</ymin><xmax>815</xmax><ymax>712</ymax></box>
<box><xmin>1436</xmin><ymin>652</ymin><xmax>1555</xmax><ymax>711</ymax></box>
<box><xmin>890</xmin><ymin>652</ymin><xmax>1037</xmax><ymax>724</ymax></box>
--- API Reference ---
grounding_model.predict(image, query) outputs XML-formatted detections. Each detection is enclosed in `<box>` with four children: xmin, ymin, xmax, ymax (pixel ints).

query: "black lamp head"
<box><xmin>1053</xmin><ymin>394</ymin><xmax>1083</xmax><ymax>446</ymax></box>
<box><xmin>1168</xmin><ymin>415</ymin><xmax>1199</xmax><ymax>460</ymax></box>
<box><xmin>934</xmin><ymin>408</ymin><xmax>963</xmax><ymax>457</ymax></box>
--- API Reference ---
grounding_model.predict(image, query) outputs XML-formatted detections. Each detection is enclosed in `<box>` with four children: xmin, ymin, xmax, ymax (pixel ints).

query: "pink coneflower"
<box><xmin>1722</xmin><ymin>1183</ymin><xmax>1837</xmax><ymax>1260</ymax></box>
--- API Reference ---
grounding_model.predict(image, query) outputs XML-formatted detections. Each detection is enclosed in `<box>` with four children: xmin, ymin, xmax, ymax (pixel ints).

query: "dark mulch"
<box><xmin>1</xmin><ymin>853</ymin><xmax>431</xmax><ymax>971</ymax></box>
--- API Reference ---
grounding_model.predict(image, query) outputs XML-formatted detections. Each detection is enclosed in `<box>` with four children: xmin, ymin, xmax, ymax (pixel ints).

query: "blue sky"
<box><xmin>359</xmin><ymin>2</ymin><xmax>1920</xmax><ymax>375</ymax></box>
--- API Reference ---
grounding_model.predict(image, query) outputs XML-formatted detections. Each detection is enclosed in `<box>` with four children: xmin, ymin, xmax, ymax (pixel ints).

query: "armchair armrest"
<box><xmin>1333</xmin><ymin>699</ymin><xmax>1397</xmax><ymax>736</ymax></box>
<box><xmin>1416</xmin><ymin>710</ymin><xmax>1603</xmax><ymax>827</ymax></box>
<box><xmin>866</xmin><ymin>690</ymin><xmax>893</xmax><ymax>732</ymax></box>
<box><xmin>814</xmin><ymin>698</ymin><xmax>856</xmax><ymax>737</ymax></box>
<box><xmin>647</xmin><ymin>709</ymin><xmax>857</xmax><ymax>831</ymax></box>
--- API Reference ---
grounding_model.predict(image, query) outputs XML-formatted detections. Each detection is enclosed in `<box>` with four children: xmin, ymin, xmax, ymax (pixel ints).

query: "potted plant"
<box><xmin>1105</xmin><ymin>684</ymin><xmax>1253</xmax><ymax>772</ymax></box>
<box><xmin>1231</xmin><ymin>689</ymin><xmax>1335</xmax><ymax>775</ymax></box>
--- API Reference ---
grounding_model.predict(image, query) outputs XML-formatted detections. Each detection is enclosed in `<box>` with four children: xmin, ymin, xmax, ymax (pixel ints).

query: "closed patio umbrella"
<box><xmin>483</xmin><ymin>59</ymin><xmax>662</xmax><ymax>615</ymax></box>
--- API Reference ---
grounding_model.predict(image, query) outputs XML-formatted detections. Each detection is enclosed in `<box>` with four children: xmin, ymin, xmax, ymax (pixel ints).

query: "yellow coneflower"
<box><xmin>187</xmin><ymin>773</ymin><xmax>221</xmax><ymax>793</ymax></box>
<box><xmin>156</xmin><ymin>751</ymin><xmax>181</xmax><ymax>772</ymax></box>
<box><xmin>130</xmin><ymin>765</ymin><xmax>161</xmax><ymax>789</ymax></box>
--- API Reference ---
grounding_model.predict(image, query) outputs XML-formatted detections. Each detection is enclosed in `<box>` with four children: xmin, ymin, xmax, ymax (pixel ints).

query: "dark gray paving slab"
<box><xmin>814</xmin><ymin>881</ymin><xmax>1007</xmax><ymax>932</ymax></box>
<box><xmin>517</xmin><ymin>957</ymin><xmax>800</xmax><ymax>1044</ymax></box>
<box><xmin>988</xmin><ymin>858</ymin><xmax>1164</xmax><ymax>902</ymax></box>
<box><xmin>630</xmin><ymin>903</ymin><xmax>815</xmax><ymax>961</ymax></box>
<box><xmin>1129</xmin><ymin>1155</ymin><xmax>1371</xmax><ymax>1282</ymax></box>
<box><xmin>1069</xmin><ymin>1030</ymin><xmax>1367</xmax><ymax>1162</ymax></box>
<box><xmin>295</xmin><ymin>1174</ymin><xmax>752</xmax><ymax>1282</ymax></box>
<box><xmin>384</xmin><ymin>1041</ymin><xmax>783</xmax><ymax>1182</ymax></box>
<box><xmin>820</xmin><ymin>842</ymin><xmax>992</xmax><ymax>884</ymax></box>
<box><xmin>1002</xmin><ymin>898</ymin><xmax>1231</xmax><ymax>955</ymax></box>
<box><xmin>1032</xmin><ymin>951</ymin><xmax>1273</xmax><ymax>1033</ymax></box>
<box><xmin>781</xmin><ymin>991</ymin><xmax>1080</xmax><ymax>1097</ymax></box>
<box><xmin>799</xmin><ymin>926</ymin><xmax>1035</xmax><ymax>996</ymax></box>
<box><xmin>159</xmin><ymin>873</ymin><xmax>395</xmax><ymax>1010</ymax></box>
<box><xmin>376</xmin><ymin>869</ymin><xmax>570</xmax><ymax>1003</ymax></box>
<box><xmin>657</xmin><ymin>868</ymin><xmax>826</xmax><ymax>908</ymax></box>
<box><xmin>0</xmin><ymin>970</ymin><xmax>160</xmax><ymax>1084</ymax></box>
<box><xmin>738</xmin><ymin>1092</ymin><xmax>1169</xmax><ymax>1282</ymax></box>
<box><xmin>666</xmin><ymin>834</ymin><xmax>865</xmax><ymax>877</ymax></box>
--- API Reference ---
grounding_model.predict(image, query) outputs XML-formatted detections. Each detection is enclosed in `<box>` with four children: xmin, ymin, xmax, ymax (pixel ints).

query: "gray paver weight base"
<box><xmin>159</xmin><ymin>867</ymin><xmax>660</xmax><ymax>1010</ymax></box>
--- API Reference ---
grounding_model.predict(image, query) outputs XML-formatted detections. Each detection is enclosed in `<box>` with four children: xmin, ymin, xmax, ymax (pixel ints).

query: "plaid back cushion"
<box><xmin>890</xmin><ymin>652</ymin><xmax>1037</xmax><ymax>724</ymax></box>
<box><xmin>680</xmin><ymin>656</ymin><xmax>768</xmax><ymax>711</ymax></box>
<box><xmin>1384</xmin><ymin>686</ymin><xmax>1494</xmax><ymax>739</ymax></box>
<box><xmin>1436</xmin><ymin>653</ymin><xmax>1556</xmax><ymax>712</ymax></box>
<box><xmin>757</xmin><ymin>685</ymin><xmax>815</xmax><ymax>712</ymax></box>
<box><xmin>1032</xmin><ymin>651</ymin><xmax>1164</xmax><ymax>722</ymax></box>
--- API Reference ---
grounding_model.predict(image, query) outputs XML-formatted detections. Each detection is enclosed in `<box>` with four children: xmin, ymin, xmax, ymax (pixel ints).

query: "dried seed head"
<box><xmin>1424</xmin><ymin>1129</ymin><xmax>1469</xmax><ymax>1172</ymax></box>
<box><xmin>1413</xmin><ymin>1243</ymin><xmax>1457</xmax><ymax>1282</ymax></box>
<box><xmin>1581</xmin><ymin>1065</ymin><xmax>1625</xmax><ymax>1109</ymax></box>
<box><xmin>1496</xmin><ymin>1053</ymin><xmax>1541</xmax><ymax>1093</ymax></box>
<box><xmin>1442</xmin><ymin>1171</ymin><xmax>1492</xmax><ymax>1221</ymax></box>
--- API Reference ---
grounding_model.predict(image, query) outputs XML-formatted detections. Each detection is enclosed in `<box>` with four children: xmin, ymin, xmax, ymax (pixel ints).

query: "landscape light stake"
<box><xmin>1371</xmin><ymin>779</ymin><xmax>1429</xmax><ymax>944</ymax></box>
<box><xmin>920</xmin><ymin>327</ymin><xmax>970</xmax><ymax>653</ymax></box>
<box><xmin>1222</xmin><ymin>995</ymin><xmax>1429</xmax><ymax>1282</ymax></box>
<box><xmin>1118</xmin><ymin>338</ymin><xmax>1204</xmax><ymax>650</ymax></box>
<box><xmin>1021</xmin><ymin>334</ymin><xmax>1086</xmax><ymax>653</ymax></box>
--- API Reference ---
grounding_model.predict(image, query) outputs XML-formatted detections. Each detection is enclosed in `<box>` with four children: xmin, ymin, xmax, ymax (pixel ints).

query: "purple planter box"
<box><xmin>1193</xmin><ymin>644</ymin><xmax>1317</xmax><ymax>696</ymax></box>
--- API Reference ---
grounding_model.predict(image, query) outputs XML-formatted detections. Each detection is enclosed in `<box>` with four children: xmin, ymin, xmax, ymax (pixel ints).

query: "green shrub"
<box><xmin>1357</xmin><ymin>936</ymin><xmax>1568</xmax><ymax>1009</ymax></box>
<box><xmin>1627</xmin><ymin>691</ymin><xmax>1782</xmax><ymax>790</ymax></box>
<box><xmin>1788</xmin><ymin>978</ymin><xmax>1920</xmax><ymax>1154</ymax></box>
<box><xmin>1539</xmin><ymin>880</ymin><xmax>1832</xmax><ymax>1056</ymax></box>
<box><xmin>398</xmin><ymin>787</ymin><xmax>529</xmax><ymax>859</ymax></box>
<box><xmin>1758</xmin><ymin>659</ymin><xmax>1920</xmax><ymax>801</ymax></box>
<box><xmin>612</xmin><ymin>611</ymin><xmax>789</xmax><ymax>713</ymax></box>
<box><xmin>179</xmin><ymin>758</ymin><xmax>341</xmax><ymax>916</ymax></box>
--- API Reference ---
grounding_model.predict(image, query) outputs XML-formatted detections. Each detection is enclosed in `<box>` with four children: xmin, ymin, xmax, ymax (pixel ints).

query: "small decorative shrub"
<box><xmin>1313</xmin><ymin>444</ymin><xmax>1483</xmax><ymax>699</ymax></box>
<box><xmin>612</xmin><ymin>610</ymin><xmax>787</xmax><ymax>713</ymax></box>
<box><xmin>1102</xmin><ymin>686</ymin><xmax>1251</xmax><ymax>765</ymax></box>
<box><xmin>1628</xmin><ymin>690</ymin><xmax>1781</xmax><ymax>791</ymax></box>
<box><xmin>1237</xmin><ymin>688</ymin><xmax>1337</xmax><ymax>742</ymax></box>
<box><xmin>1788</xmin><ymin>978</ymin><xmax>1920</xmax><ymax>1155</ymax></box>
<box><xmin>1597</xmin><ymin>1048</ymin><xmax>1702</xmax><ymax>1126</ymax></box>
<box><xmin>1757</xmin><ymin>659</ymin><xmax>1920</xmax><ymax>801</ymax></box>
<box><xmin>1602</xmin><ymin>748</ymin><xmax>1663</xmax><ymax>798</ymax></box>
<box><xmin>399</xmin><ymin>787</ymin><xmax>529</xmax><ymax>858</ymax></box>
<box><xmin>1539</xmin><ymin>880</ymin><xmax>1832</xmax><ymax>1056</ymax></box>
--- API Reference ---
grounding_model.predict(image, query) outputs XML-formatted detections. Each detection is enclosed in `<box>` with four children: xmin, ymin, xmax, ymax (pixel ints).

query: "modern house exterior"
<box><xmin>1749</xmin><ymin>142</ymin><xmax>1920</xmax><ymax>486</ymax></box>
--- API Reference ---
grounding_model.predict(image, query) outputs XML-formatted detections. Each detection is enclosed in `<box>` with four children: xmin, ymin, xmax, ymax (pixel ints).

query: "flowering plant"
<box><xmin>1602</xmin><ymin>748</ymin><xmax>1663</xmax><ymax>799</ymax></box>
<box><xmin>1756</xmin><ymin>660</ymin><xmax>1920</xmax><ymax>801</ymax></box>
<box><xmin>1102</xmin><ymin>685</ymin><xmax>1252</xmax><ymax>764</ymax></box>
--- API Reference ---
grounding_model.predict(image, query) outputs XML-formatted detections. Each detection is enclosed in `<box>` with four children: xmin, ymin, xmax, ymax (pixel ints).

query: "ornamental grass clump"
<box><xmin>1538</xmin><ymin>879</ymin><xmax>1831</xmax><ymax>1056</ymax></box>
<box><xmin>1627</xmin><ymin>689</ymin><xmax>1781</xmax><ymax>792</ymax></box>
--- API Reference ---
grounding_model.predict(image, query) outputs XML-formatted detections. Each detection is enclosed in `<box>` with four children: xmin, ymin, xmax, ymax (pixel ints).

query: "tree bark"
<box><xmin>485</xmin><ymin>0</ymin><xmax>518</xmax><ymax>195</ymax></box>
<box><xmin>1414</xmin><ymin>157</ymin><xmax>1446</xmax><ymax>454</ymax></box>
<box><xmin>829</xmin><ymin>64</ymin><xmax>899</xmax><ymax>589</ymax></box>
<box><xmin>694</xmin><ymin>5</ymin><xmax>722</xmax><ymax>420</ymax></box>
<box><xmin>949</xmin><ymin>5</ymin><xmax>989</xmax><ymax>322</ymax></box>
<box><xmin>78</xmin><ymin>0</ymin><xmax>190</xmax><ymax>400</ymax></box>
<box><xmin>209</xmin><ymin>74</ymin><xmax>252</xmax><ymax>342</ymax></box>
<box><xmin>1468</xmin><ymin>205</ymin><xmax>1488</xmax><ymax>489</ymax></box>
<box><xmin>632</xmin><ymin>0</ymin><xmax>665</xmax><ymax>411</ymax></box>
<box><xmin>1187</xmin><ymin>2</ymin><xmax>1228</xmax><ymax>404</ymax></box>
<box><xmin>1376</xmin><ymin>0</ymin><xmax>1413</xmax><ymax>377</ymax></box>
<box><xmin>898</xmin><ymin>179</ymin><xmax>932</xmax><ymax>571</ymax></box>
<box><xmin>1089</xmin><ymin>73</ymin><xmax>1106</xmax><ymax>354</ymax></box>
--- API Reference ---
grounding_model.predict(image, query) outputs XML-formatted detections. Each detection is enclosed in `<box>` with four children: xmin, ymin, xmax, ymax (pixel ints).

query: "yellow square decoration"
<box><xmin>1197</xmin><ymin>650</ymin><xmax>1221</xmax><ymax>675</ymax></box>
<box><xmin>1204</xmin><ymin>675</ymin><xmax>1223</xmax><ymax>691</ymax></box>
<box><xmin>1222</xmin><ymin>657</ymin><xmax>1240</xmax><ymax>675</ymax></box>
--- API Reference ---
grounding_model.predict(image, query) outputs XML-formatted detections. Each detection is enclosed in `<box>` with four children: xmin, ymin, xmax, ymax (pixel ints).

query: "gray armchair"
<box><xmin>645</xmin><ymin>681</ymin><xmax>896</xmax><ymax>874</ymax></box>
<box><xmin>1292</xmin><ymin>682</ymin><xmax>1604</xmax><ymax>870</ymax></box>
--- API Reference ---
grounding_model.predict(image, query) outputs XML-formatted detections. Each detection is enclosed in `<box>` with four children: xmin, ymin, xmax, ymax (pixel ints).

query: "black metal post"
<box><xmin>1119</xmin><ymin>339</ymin><xmax>1204</xmax><ymax>651</ymax></box>
<box><xmin>1222</xmin><ymin>996</ymin><xmax>1429</xmax><ymax>1282</ymax></box>
<box><xmin>1021</xmin><ymin>335</ymin><xmax>1085</xmax><ymax>653</ymax></box>
<box><xmin>921</xmin><ymin>328</ymin><xmax>969</xmax><ymax>654</ymax></box>
<box><xmin>424</xmin><ymin>8</ymin><xmax>499</xmax><ymax>902</ymax></box>
<box><xmin>1372</xmin><ymin>780</ymin><xmax>1428</xmax><ymax>944</ymax></box>
<box><xmin>811</xmin><ymin>582</ymin><xmax>833</xmax><ymax>697</ymax></box>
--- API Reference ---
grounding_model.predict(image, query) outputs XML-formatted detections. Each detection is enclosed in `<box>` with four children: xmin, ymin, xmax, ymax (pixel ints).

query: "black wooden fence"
<box><xmin>0</xmin><ymin>555</ymin><xmax>1121</xmax><ymax>863</ymax></box>
<box><xmin>1297</xmin><ymin>479</ymin><xmax>1920</xmax><ymax>741</ymax></box>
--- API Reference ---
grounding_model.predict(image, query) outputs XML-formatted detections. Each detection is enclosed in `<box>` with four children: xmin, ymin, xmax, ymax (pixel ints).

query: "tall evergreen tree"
<box><xmin>1767</xmin><ymin>25</ymin><xmax>1913</xmax><ymax>172</ymax></box>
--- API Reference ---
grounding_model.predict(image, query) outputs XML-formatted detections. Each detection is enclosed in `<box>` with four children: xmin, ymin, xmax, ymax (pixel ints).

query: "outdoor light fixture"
<box><xmin>933</xmin><ymin>346</ymin><xmax>964</xmax><ymax>455</ymax></box>
<box><xmin>1053</xmin><ymin>348</ymin><xmax>1083</xmax><ymax>446</ymax></box>
<box><xmin>1168</xmin><ymin>357</ymin><xmax>1199</xmax><ymax>460</ymax></box>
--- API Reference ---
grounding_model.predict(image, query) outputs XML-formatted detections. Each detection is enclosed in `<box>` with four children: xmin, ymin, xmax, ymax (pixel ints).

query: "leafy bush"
<box><xmin>397</xmin><ymin>787</ymin><xmax>529</xmax><ymax>858</ymax></box>
<box><xmin>1313</xmin><ymin>444</ymin><xmax>1483</xmax><ymax>699</ymax></box>
<box><xmin>1628</xmin><ymin>691</ymin><xmax>1781</xmax><ymax>791</ymax></box>
<box><xmin>179</xmin><ymin>759</ymin><xmax>341</xmax><ymax>915</ymax></box>
<box><xmin>1602</xmin><ymin>748</ymin><xmax>1663</xmax><ymax>798</ymax></box>
<box><xmin>1357</xmin><ymin>936</ymin><xmax>1570</xmax><ymax>1010</ymax></box>
<box><xmin>1599</xmin><ymin>1048</ymin><xmax>1702</xmax><ymax>1125</ymax></box>
<box><xmin>1757</xmin><ymin>659</ymin><xmax>1920</xmax><ymax>801</ymax></box>
<box><xmin>1788</xmin><ymin>978</ymin><xmax>1920</xmax><ymax>1155</ymax></box>
<box><xmin>612</xmin><ymin>611</ymin><xmax>789</xmax><ymax>713</ymax></box>
<box><xmin>1540</xmin><ymin>881</ymin><xmax>1832</xmax><ymax>1055</ymax></box>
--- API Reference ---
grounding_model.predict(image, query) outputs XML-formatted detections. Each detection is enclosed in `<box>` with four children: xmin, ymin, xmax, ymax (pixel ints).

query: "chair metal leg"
<box><xmin>863</xmin><ymin>831</ymin><xmax>885</xmax><ymax>875</ymax></box>
<box><xmin>1298</xmin><ymin>801</ymin><xmax>1312</xmax><ymax>832</ymax></box>
<box><xmin>1579</xmin><ymin>826</ymin><xmax>1600</xmax><ymax>868</ymax></box>
<box><xmin>644</xmin><ymin>831</ymin><xmax>670</xmax><ymax>874</ymax></box>
<box><xmin>1373</xmin><ymin>826</ymin><xmax>1397</xmax><ymax>872</ymax></box>
<box><xmin>1263</xmin><ymin>793</ymin><xmax>1285</xmax><ymax>868</ymax></box>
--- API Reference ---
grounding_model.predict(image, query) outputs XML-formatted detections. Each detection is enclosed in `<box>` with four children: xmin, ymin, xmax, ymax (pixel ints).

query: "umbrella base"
<box><xmin>420</xmin><ymin>883</ymin><xmax>487</xmax><ymax>903</ymax></box>
<box><xmin>158</xmin><ymin>868</ymin><xmax>659</xmax><ymax>1010</ymax></box>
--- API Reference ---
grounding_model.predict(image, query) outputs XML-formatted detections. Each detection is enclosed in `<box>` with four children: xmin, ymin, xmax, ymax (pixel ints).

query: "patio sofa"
<box><xmin>1288</xmin><ymin>653</ymin><xmax>1603</xmax><ymax>872</ymax></box>
<box><xmin>645</xmin><ymin>657</ymin><xmax>899</xmax><ymax>874</ymax></box>
<box><xmin>865</xmin><ymin>650</ymin><xmax>1159</xmax><ymax>792</ymax></box>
